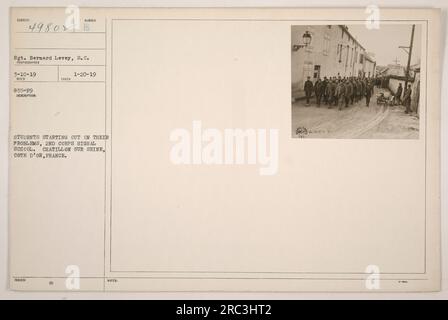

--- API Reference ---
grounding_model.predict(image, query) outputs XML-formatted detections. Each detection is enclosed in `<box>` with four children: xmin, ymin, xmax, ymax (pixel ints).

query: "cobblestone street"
<box><xmin>292</xmin><ymin>87</ymin><xmax>419</xmax><ymax>139</ymax></box>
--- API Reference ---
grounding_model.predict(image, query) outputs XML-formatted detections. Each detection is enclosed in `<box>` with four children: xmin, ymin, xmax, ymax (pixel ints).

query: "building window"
<box><xmin>303</xmin><ymin>62</ymin><xmax>313</xmax><ymax>79</ymax></box>
<box><xmin>338</xmin><ymin>44</ymin><xmax>343</xmax><ymax>63</ymax></box>
<box><xmin>323</xmin><ymin>36</ymin><xmax>330</xmax><ymax>55</ymax></box>
<box><xmin>350</xmin><ymin>47</ymin><xmax>354</xmax><ymax>66</ymax></box>
<box><xmin>345</xmin><ymin>45</ymin><xmax>349</xmax><ymax>66</ymax></box>
<box><xmin>314</xmin><ymin>65</ymin><xmax>321</xmax><ymax>79</ymax></box>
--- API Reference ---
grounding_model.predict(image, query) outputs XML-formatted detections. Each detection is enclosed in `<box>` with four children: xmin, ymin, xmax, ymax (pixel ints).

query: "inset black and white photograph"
<box><xmin>291</xmin><ymin>24</ymin><xmax>422</xmax><ymax>139</ymax></box>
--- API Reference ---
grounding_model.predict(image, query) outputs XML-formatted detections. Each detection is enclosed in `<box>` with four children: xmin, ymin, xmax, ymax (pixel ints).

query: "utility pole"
<box><xmin>399</xmin><ymin>24</ymin><xmax>415</xmax><ymax>89</ymax></box>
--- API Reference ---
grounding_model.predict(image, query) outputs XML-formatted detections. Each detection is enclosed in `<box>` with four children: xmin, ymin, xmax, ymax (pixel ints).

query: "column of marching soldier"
<box><xmin>303</xmin><ymin>76</ymin><xmax>414</xmax><ymax>113</ymax></box>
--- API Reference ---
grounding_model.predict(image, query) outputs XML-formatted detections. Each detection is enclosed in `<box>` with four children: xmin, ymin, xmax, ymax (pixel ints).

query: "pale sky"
<box><xmin>347</xmin><ymin>24</ymin><xmax>422</xmax><ymax>67</ymax></box>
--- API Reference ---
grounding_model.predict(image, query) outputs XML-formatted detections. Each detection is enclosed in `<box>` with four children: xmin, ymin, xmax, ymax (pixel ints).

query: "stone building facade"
<box><xmin>292</xmin><ymin>25</ymin><xmax>376</xmax><ymax>100</ymax></box>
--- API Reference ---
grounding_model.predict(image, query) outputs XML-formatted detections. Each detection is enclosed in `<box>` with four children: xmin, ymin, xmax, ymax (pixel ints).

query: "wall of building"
<box><xmin>387</xmin><ymin>64</ymin><xmax>406</xmax><ymax>77</ymax></box>
<box><xmin>364</xmin><ymin>59</ymin><xmax>376</xmax><ymax>77</ymax></box>
<box><xmin>411</xmin><ymin>72</ymin><xmax>420</xmax><ymax>113</ymax></box>
<box><xmin>388</xmin><ymin>74</ymin><xmax>419</xmax><ymax>114</ymax></box>
<box><xmin>389</xmin><ymin>77</ymin><xmax>406</xmax><ymax>95</ymax></box>
<box><xmin>291</xmin><ymin>25</ymin><xmax>370</xmax><ymax>99</ymax></box>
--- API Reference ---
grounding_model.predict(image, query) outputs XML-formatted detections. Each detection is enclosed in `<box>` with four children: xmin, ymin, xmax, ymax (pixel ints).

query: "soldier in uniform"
<box><xmin>304</xmin><ymin>76</ymin><xmax>314</xmax><ymax>106</ymax></box>
<box><xmin>403</xmin><ymin>84</ymin><xmax>412</xmax><ymax>114</ymax></box>
<box><xmin>360</xmin><ymin>78</ymin><xmax>366</xmax><ymax>101</ymax></box>
<box><xmin>356</xmin><ymin>78</ymin><xmax>362</xmax><ymax>103</ymax></box>
<box><xmin>344</xmin><ymin>79</ymin><xmax>352</xmax><ymax>108</ymax></box>
<box><xmin>352</xmin><ymin>78</ymin><xmax>358</xmax><ymax>103</ymax></box>
<box><xmin>327</xmin><ymin>78</ymin><xmax>336</xmax><ymax>108</ymax></box>
<box><xmin>322</xmin><ymin>77</ymin><xmax>329</xmax><ymax>105</ymax></box>
<box><xmin>365</xmin><ymin>79</ymin><xmax>373</xmax><ymax>107</ymax></box>
<box><xmin>334</xmin><ymin>80</ymin><xmax>341</xmax><ymax>108</ymax></box>
<box><xmin>336</xmin><ymin>80</ymin><xmax>346</xmax><ymax>110</ymax></box>
<box><xmin>350</xmin><ymin>78</ymin><xmax>355</xmax><ymax>105</ymax></box>
<box><xmin>314</xmin><ymin>77</ymin><xmax>323</xmax><ymax>107</ymax></box>
<box><xmin>332</xmin><ymin>79</ymin><xmax>338</xmax><ymax>107</ymax></box>
<box><xmin>395</xmin><ymin>83</ymin><xmax>403</xmax><ymax>105</ymax></box>
<box><xmin>330</xmin><ymin>78</ymin><xmax>338</xmax><ymax>105</ymax></box>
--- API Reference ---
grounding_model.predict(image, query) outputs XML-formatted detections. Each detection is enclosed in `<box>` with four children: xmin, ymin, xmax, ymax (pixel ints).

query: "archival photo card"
<box><xmin>8</xmin><ymin>8</ymin><xmax>440</xmax><ymax>292</ymax></box>
<box><xmin>291</xmin><ymin>24</ymin><xmax>422</xmax><ymax>139</ymax></box>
